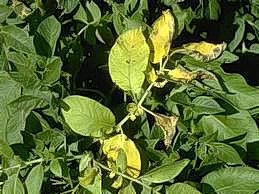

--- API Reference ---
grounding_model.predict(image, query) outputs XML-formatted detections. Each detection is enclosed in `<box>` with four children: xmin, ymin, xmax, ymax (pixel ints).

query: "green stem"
<box><xmin>77</xmin><ymin>24</ymin><xmax>89</xmax><ymax>36</ymax></box>
<box><xmin>94</xmin><ymin>160</ymin><xmax>158</xmax><ymax>193</ymax></box>
<box><xmin>137</xmin><ymin>82</ymin><xmax>155</xmax><ymax>107</ymax></box>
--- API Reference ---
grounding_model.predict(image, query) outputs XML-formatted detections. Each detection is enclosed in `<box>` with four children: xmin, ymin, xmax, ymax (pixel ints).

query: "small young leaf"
<box><xmin>50</xmin><ymin>159</ymin><xmax>62</xmax><ymax>177</ymax></box>
<box><xmin>25</xmin><ymin>164</ymin><xmax>44</xmax><ymax>194</ymax></box>
<box><xmin>62</xmin><ymin>95</ymin><xmax>115</xmax><ymax>137</ymax></box>
<box><xmin>79</xmin><ymin>152</ymin><xmax>93</xmax><ymax>173</ymax></box>
<box><xmin>119</xmin><ymin>183</ymin><xmax>137</xmax><ymax>194</ymax></box>
<box><xmin>109</xmin><ymin>27</ymin><xmax>150</xmax><ymax>94</ymax></box>
<box><xmin>42</xmin><ymin>56</ymin><xmax>62</xmax><ymax>85</ymax></box>
<box><xmin>79</xmin><ymin>168</ymin><xmax>98</xmax><ymax>188</ymax></box>
<box><xmin>141</xmin><ymin>159</ymin><xmax>190</xmax><ymax>183</ymax></box>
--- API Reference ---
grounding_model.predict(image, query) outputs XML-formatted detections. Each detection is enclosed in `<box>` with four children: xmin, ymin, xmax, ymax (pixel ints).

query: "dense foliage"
<box><xmin>1</xmin><ymin>0</ymin><xmax>259</xmax><ymax>193</ymax></box>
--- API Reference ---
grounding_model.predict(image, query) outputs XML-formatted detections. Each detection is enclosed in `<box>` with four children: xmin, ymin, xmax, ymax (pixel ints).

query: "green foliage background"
<box><xmin>1</xmin><ymin>0</ymin><xmax>259</xmax><ymax>193</ymax></box>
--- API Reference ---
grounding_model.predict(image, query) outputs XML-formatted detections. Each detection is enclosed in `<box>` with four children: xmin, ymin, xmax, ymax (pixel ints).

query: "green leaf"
<box><xmin>166</xmin><ymin>183</ymin><xmax>201</xmax><ymax>194</ymax></box>
<box><xmin>117</xmin><ymin>148</ymin><xmax>127</xmax><ymax>173</ymax></box>
<box><xmin>247</xmin><ymin>43</ymin><xmax>259</xmax><ymax>54</ymax></box>
<box><xmin>57</xmin><ymin>0</ymin><xmax>79</xmax><ymax>13</ymax></box>
<box><xmin>50</xmin><ymin>159</ymin><xmax>62</xmax><ymax>177</ymax></box>
<box><xmin>35</xmin><ymin>15</ymin><xmax>61</xmax><ymax>57</ymax></box>
<box><xmin>25</xmin><ymin>164</ymin><xmax>44</xmax><ymax>194</ymax></box>
<box><xmin>198</xmin><ymin>142</ymin><xmax>243</xmax><ymax>165</ymax></box>
<box><xmin>3</xmin><ymin>174</ymin><xmax>25</xmax><ymax>194</ymax></box>
<box><xmin>62</xmin><ymin>95</ymin><xmax>115</xmax><ymax>137</ymax></box>
<box><xmin>141</xmin><ymin>159</ymin><xmax>190</xmax><ymax>183</ymax></box>
<box><xmin>109</xmin><ymin>27</ymin><xmax>150</xmax><ymax>94</ymax></box>
<box><xmin>42</xmin><ymin>56</ymin><xmax>62</xmax><ymax>84</ymax></box>
<box><xmin>79</xmin><ymin>153</ymin><xmax>93</xmax><ymax>173</ymax></box>
<box><xmin>79</xmin><ymin>168</ymin><xmax>98</xmax><ymax>188</ymax></box>
<box><xmin>0</xmin><ymin>138</ymin><xmax>14</xmax><ymax>158</ymax></box>
<box><xmin>1</xmin><ymin>25</ymin><xmax>35</xmax><ymax>54</ymax></box>
<box><xmin>251</xmin><ymin>0</ymin><xmax>259</xmax><ymax>18</ymax></box>
<box><xmin>86</xmin><ymin>1</ymin><xmax>101</xmax><ymax>25</ymax></box>
<box><xmin>191</xmin><ymin>96</ymin><xmax>224</xmax><ymax>115</ymax></box>
<box><xmin>74</xmin><ymin>4</ymin><xmax>89</xmax><ymax>24</ymax></box>
<box><xmin>216</xmin><ymin>68</ymin><xmax>259</xmax><ymax>109</ymax></box>
<box><xmin>0</xmin><ymin>4</ymin><xmax>12</xmax><ymax>23</ymax></box>
<box><xmin>205</xmin><ymin>0</ymin><xmax>221</xmax><ymax>20</ymax></box>
<box><xmin>119</xmin><ymin>183</ymin><xmax>136</xmax><ymax>194</ymax></box>
<box><xmin>81</xmin><ymin>173</ymin><xmax>102</xmax><ymax>194</ymax></box>
<box><xmin>202</xmin><ymin>167</ymin><xmax>259</xmax><ymax>194</ymax></box>
<box><xmin>228</xmin><ymin>17</ymin><xmax>245</xmax><ymax>52</ymax></box>
<box><xmin>196</xmin><ymin>111</ymin><xmax>259</xmax><ymax>143</ymax></box>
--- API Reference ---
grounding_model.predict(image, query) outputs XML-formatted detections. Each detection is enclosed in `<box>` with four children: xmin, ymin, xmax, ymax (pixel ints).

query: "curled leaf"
<box><xmin>182</xmin><ymin>41</ymin><xmax>227</xmax><ymax>62</ymax></box>
<box><xmin>102</xmin><ymin>134</ymin><xmax>141</xmax><ymax>178</ymax></box>
<box><xmin>154</xmin><ymin>113</ymin><xmax>179</xmax><ymax>148</ymax></box>
<box><xmin>149</xmin><ymin>9</ymin><xmax>175</xmax><ymax>64</ymax></box>
<box><xmin>167</xmin><ymin>66</ymin><xmax>197</xmax><ymax>83</ymax></box>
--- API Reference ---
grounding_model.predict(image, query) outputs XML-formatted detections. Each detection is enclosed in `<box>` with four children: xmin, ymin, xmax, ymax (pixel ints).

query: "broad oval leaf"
<box><xmin>62</xmin><ymin>95</ymin><xmax>115</xmax><ymax>137</ymax></box>
<box><xmin>149</xmin><ymin>9</ymin><xmax>175</xmax><ymax>64</ymax></box>
<box><xmin>166</xmin><ymin>183</ymin><xmax>201</xmax><ymax>194</ymax></box>
<box><xmin>25</xmin><ymin>164</ymin><xmax>44</xmax><ymax>194</ymax></box>
<box><xmin>109</xmin><ymin>27</ymin><xmax>150</xmax><ymax>94</ymax></box>
<box><xmin>102</xmin><ymin>134</ymin><xmax>141</xmax><ymax>178</ymax></box>
<box><xmin>182</xmin><ymin>41</ymin><xmax>226</xmax><ymax>62</ymax></box>
<box><xmin>141</xmin><ymin>159</ymin><xmax>190</xmax><ymax>183</ymax></box>
<box><xmin>202</xmin><ymin>167</ymin><xmax>259</xmax><ymax>194</ymax></box>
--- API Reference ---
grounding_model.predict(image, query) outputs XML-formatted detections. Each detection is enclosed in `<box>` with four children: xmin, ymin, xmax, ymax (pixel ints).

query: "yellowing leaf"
<box><xmin>149</xmin><ymin>9</ymin><xmax>175</xmax><ymax>64</ymax></box>
<box><xmin>102</xmin><ymin>134</ymin><xmax>141</xmax><ymax>178</ymax></box>
<box><xmin>167</xmin><ymin>66</ymin><xmax>197</xmax><ymax>82</ymax></box>
<box><xmin>182</xmin><ymin>41</ymin><xmax>227</xmax><ymax>62</ymax></box>
<box><xmin>154</xmin><ymin>113</ymin><xmax>178</xmax><ymax>148</ymax></box>
<box><xmin>109</xmin><ymin>27</ymin><xmax>150</xmax><ymax>94</ymax></box>
<box><xmin>146</xmin><ymin>67</ymin><xmax>158</xmax><ymax>83</ymax></box>
<box><xmin>79</xmin><ymin>168</ymin><xmax>98</xmax><ymax>188</ymax></box>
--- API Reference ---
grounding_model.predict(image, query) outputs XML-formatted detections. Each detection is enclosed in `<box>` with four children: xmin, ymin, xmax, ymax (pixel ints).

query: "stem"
<box><xmin>77</xmin><ymin>24</ymin><xmax>89</xmax><ymax>36</ymax></box>
<box><xmin>0</xmin><ymin>158</ymin><xmax>44</xmax><ymax>173</ymax></box>
<box><xmin>140</xmin><ymin>105</ymin><xmax>157</xmax><ymax>117</ymax></box>
<box><xmin>137</xmin><ymin>82</ymin><xmax>155</xmax><ymax>107</ymax></box>
<box><xmin>94</xmin><ymin>160</ymin><xmax>158</xmax><ymax>193</ymax></box>
<box><xmin>115</xmin><ymin>114</ymin><xmax>131</xmax><ymax>134</ymax></box>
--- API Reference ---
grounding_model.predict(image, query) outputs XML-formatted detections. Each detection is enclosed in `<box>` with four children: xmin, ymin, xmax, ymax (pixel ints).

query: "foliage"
<box><xmin>0</xmin><ymin>0</ymin><xmax>259</xmax><ymax>194</ymax></box>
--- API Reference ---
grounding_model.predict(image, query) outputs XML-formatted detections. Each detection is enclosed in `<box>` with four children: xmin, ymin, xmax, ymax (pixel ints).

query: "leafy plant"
<box><xmin>1</xmin><ymin>0</ymin><xmax>259</xmax><ymax>194</ymax></box>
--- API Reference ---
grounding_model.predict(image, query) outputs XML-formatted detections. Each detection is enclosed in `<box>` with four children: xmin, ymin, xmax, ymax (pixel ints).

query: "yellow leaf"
<box><xmin>146</xmin><ymin>67</ymin><xmax>158</xmax><ymax>83</ymax></box>
<box><xmin>154</xmin><ymin>113</ymin><xmax>178</xmax><ymax>148</ymax></box>
<box><xmin>183</xmin><ymin>41</ymin><xmax>227</xmax><ymax>62</ymax></box>
<box><xmin>149</xmin><ymin>10</ymin><xmax>175</xmax><ymax>64</ymax></box>
<box><xmin>167</xmin><ymin>66</ymin><xmax>197</xmax><ymax>82</ymax></box>
<box><xmin>102</xmin><ymin>134</ymin><xmax>141</xmax><ymax>178</ymax></box>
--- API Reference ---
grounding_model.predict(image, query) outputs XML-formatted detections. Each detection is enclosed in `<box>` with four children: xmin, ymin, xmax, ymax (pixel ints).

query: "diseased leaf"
<box><xmin>62</xmin><ymin>95</ymin><xmax>115</xmax><ymax>137</ymax></box>
<box><xmin>182</xmin><ymin>41</ymin><xmax>227</xmax><ymax>62</ymax></box>
<box><xmin>109</xmin><ymin>27</ymin><xmax>150</xmax><ymax>94</ymax></box>
<box><xmin>149</xmin><ymin>10</ymin><xmax>175</xmax><ymax>64</ymax></box>
<box><xmin>154</xmin><ymin>113</ymin><xmax>178</xmax><ymax>148</ymax></box>
<box><xmin>102</xmin><ymin>134</ymin><xmax>141</xmax><ymax>178</ymax></box>
<box><xmin>202</xmin><ymin>167</ymin><xmax>259</xmax><ymax>194</ymax></box>
<box><xmin>141</xmin><ymin>159</ymin><xmax>190</xmax><ymax>183</ymax></box>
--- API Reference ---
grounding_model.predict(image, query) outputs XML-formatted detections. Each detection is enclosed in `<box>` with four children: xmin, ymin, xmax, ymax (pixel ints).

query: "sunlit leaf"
<box><xmin>62</xmin><ymin>95</ymin><xmax>115</xmax><ymax>137</ymax></box>
<box><xmin>149</xmin><ymin>9</ymin><xmax>175</xmax><ymax>64</ymax></box>
<box><xmin>182</xmin><ymin>41</ymin><xmax>226</xmax><ymax>62</ymax></box>
<box><xmin>109</xmin><ymin>27</ymin><xmax>150</xmax><ymax>94</ymax></box>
